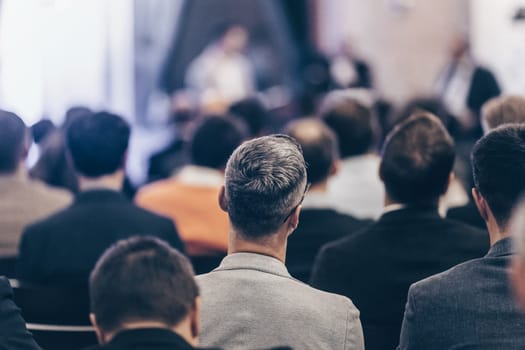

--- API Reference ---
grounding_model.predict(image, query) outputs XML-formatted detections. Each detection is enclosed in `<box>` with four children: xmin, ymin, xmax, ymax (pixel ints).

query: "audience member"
<box><xmin>399</xmin><ymin>124</ymin><xmax>525</xmax><ymax>349</ymax></box>
<box><xmin>0</xmin><ymin>276</ymin><xmax>41</xmax><ymax>349</ymax></box>
<box><xmin>448</xmin><ymin>95</ymin><xmax>525</xmax><ymax>228</ymax></box>
<box><xmin>17</xmin><ymin>112</ymin><xmax>184</xmax><ymax>286</ymax></box>
<box><xmin>481</xmin><ymin>95</ymin><xmax>525</xmax><ymax>133</ymax></box>
<box><xmin>136</xmin><ymin>115</ymin><xmax>246</xmax><ymax>256</ymax></box>
<box><xmin>147</xmin><ymin>91</ymin><xmax>198</xmax><ymax>183</ymax></box>
<box><xmin>321</xmin><ymin>91</ymin><xmax>384</xmax><ymax>219</ymax></box>
<box><xmin>197</xmin><ymin>135</ymin><xmax>364</xmax><ymax>349</ymax></box>
<box><xmin>510</xmin><ymin>199</ymin><xmax>525</xmax><ymax>311</ymax></box>
<box><xmin>0</xmin><ymin>110</ymin><xmax>71</xmax><ymax>258</ymax></box>
<box><xmin>30</xmin><ymin>106</ymin><xmax>93</xmax><ymax>193</ymax></box>
<box><xmin>85</xmin><ymin>236</ymin><xmax>214</xmax><ymax>350</ymax></box>
<box><xmin>228</xmin><ymin>96</ymin><xmax>271</xmax><ymax>137</ymax></box>
<box><xmin>311</xmin><ymin>113</ymin><xmax>488</xmax><ymax>350</ymax></box>
<box><xmin>284</xmin><ymin>118</ymin><xmax>371</xmax><ymax>282</ymax></box>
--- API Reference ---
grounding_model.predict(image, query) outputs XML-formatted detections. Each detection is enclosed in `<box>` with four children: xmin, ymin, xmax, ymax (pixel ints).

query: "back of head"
<box><xmin>190</xmin><ymin>115</ymin><xmax>246</xmax><ymax>170</ymax></box>
<box><xmin>0</xmin><ymin>110</ymin><xmax>27</xmax><ymax>173</ymax></box>
<box><xmin>482</xmin><ymin>95</ymin><xmax>525</xmax><ymax>133</ymax></box>
<box><xmin>228</xmin><ymin>97</ymin><xmax>269</xmax><ymax>137</ymax></box>
<box><xmin>224</xmin><ymin>135</ymin><xmax>307</xmax><ymax>239</ymax></box>
<box><xmin>320</xmin><ymin>91</ymin><xmax>374</xmax><ymax>158</ymax></box>
<box><xmin>380</xmin><ymin>112</ymin><xmax>455</xmax><ymax>206</ymax></box>
<box><xmin>472</xmin><ymin>124</ymin><xmax>525</xmax><ymax>229</ymax></box>
<box><xmin>90</xmin><ymin>236</ymin><xmax>198</xmax><ymax>335</ymax></box>
<box><xmin>284</xmin><ymin>118</ymin><xmax>338</xmax><ymax>185</ymax></box>
<box><xmin>66</xmin><ymin>111</ymin><xmax>130</xmax><ymax>178</ymax></box>
<box><xmin>31</xmin><ymin>119</ymin><xmax>56</xmax><ymax>145</ymax></box>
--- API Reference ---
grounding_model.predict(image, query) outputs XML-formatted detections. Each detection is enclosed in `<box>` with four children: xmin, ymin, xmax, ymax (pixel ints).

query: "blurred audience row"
<box><xmin>2</xmin><ymin>89</ymin><xmax>525</xmax><ymax>349</ymax></box>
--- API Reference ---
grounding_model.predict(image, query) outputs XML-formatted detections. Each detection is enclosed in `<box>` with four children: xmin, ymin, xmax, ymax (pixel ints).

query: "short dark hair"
<box><xmin>472</xmin><ymin>124</ymin><xmax>525</xmax><ymax>228</ymax></box>
<box><xmin>90</xmin><ymin>236</ymin><xmax>198</xmax><ymax>334</ymax></box>
<box><xmin>379</xmin><ymin>112</ymin><xmax>455</xmax><ymax>206</ymax></box>
<box><xmin>284</xmin><ymin>118</ymin><xmax>338</xmax><ymax>185</ymax></box>
<box><xmin>229</xmin><ymin>97</ymin><xmax>269</xmax><ymax>137</ymax></box>
<box><xmin>0</xmin><ymin>110</ymin><xmax>27</xmax><ymax>173</ymax></box>
<box><xmin>321</xmin><ymin>92</ymin><xmax>374</xmax><ymax>157</ymax></box>
<box><xmin>190</xmin><ymin>115</ymin><xmax>246</xmax><ymax>169</ymax></box>
<box><xmin>482</xmin><ymin>95</ymin><xmax>525</xmax><ymax>132</ymax></box>
<box><xmin>66</xmin><ymin>111</ymin><xmax>130</xmax><ymax>177</ymax></box>
<box><xmin>225</xmin><ymin>135</ymin><xmax>307</xmax><ymax>239</ymax></box>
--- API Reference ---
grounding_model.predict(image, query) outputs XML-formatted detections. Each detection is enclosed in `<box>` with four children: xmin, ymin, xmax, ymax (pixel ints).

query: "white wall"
<box><xmin>470</xmin><ymin>0</ymin><xmax>525</xmax><ymax>94</ymax></box>
<box><xmin>0</xmin><ymin>0</ymin><xmax>134</xmax><ymax>125</ymax></box>
<box><xmin>316</xmin><ymin>0</ymin><xmax>468</xmax><ymax>104</ymax></box>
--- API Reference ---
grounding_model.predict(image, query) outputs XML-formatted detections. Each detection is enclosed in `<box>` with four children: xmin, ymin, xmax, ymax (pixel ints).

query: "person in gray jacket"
<box><xmin>197</xmin><ymin>135</ymin><xmax>364</xmax><ymax>350</ymax></box>
<box><xmin>399</xmin><ymin>124</ymin><xmax>525</xmax><ymax>349</ymax></box>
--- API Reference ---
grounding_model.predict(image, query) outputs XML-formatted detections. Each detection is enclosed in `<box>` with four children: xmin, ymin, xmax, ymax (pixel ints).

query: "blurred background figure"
<box><xmin>320</xmin><ymin>91</ymin><xmax>383</xmax><ymax>219</ymax></box>
<box><xmin>0</xmin><ymin>110</ymin><xmax>71</xmax><ymax>260</ymax></box>
<box><xmin>330</xmin><ymin>37</ymin><xmax>373</xmax><ymax>90</ymax></box>
<box><xmin>284</xmin><ymin>118</ymin><xmax>372</xmax><ymax>283</ymax></box>
<box><xmin>185</xmin><ymin>24</ymin><xmax>255</xmax><ymax>109</ymax></box>
<box><xmin>136</xmin><ymin>115</ymin><xmax>247</xmax><ymax>260</ymax></box>
<box><xmin>434</xmin><ymin>35</ymin><xmax>501</xmax><ymax>137</ymax></box>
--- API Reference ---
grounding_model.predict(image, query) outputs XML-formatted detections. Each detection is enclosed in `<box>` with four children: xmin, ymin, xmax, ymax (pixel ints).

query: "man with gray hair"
<box><xmin>197</xmin><ymin>135</ymin><xmax>364</xmax><ymax>350</ymax></box>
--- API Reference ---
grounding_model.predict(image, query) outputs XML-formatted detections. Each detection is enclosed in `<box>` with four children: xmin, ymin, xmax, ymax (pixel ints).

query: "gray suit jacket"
<box><xmin>197</xmin><ymin>253</ymin><xmax>364</xmax><ymax>350</ymax></box>
<box><xmin>399</xmin><ymin>237</ymin><xmax>525</xmax><ymax>349</ymax></box>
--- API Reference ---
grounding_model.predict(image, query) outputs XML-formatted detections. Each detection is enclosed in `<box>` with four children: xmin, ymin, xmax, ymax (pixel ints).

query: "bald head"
<box><xmin>482</xmin><ymin>95</ymin><xmax>525</xmax><ymax>134</ymax></box>
<box><xmin>284</xmin><ymin>118</ymin><xmax>339</xmax><ymax>185</ymax></box>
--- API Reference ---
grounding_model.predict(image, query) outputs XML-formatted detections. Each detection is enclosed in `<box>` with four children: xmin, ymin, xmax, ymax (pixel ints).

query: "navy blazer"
<box><xmin>0</xmin><ymin>276</ymin><xmax>41</xmax><ymax>350</ymax></box>
<box><xmin>17</xmin><ymin>189</ymin><xmax>185</xmax><ymax>286</ymax></box>
<box><xmin>399</xmin><ymin>237</ymin><xmax>525</xmax><ymax>349</ymax></box>
<box><xmin>311</xmin><ymin>207</ymin><xmax>489</xmax><ymax>350</ymax></box>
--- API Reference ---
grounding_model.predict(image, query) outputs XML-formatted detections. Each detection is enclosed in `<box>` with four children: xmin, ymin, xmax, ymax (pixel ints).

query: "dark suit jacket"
<box><xmin>467</xmin><ymin>66</ymin><xmax>501</xmax><ymax>118</ymax></box>
<box><xmin>286</xmin><ymin>208</ymin><xmax>370</xmax><ymax>283</ymax></box>
<box><xmin>0</xmin><ymin>276</ymin><xmax>41</xmax><ymax>350</ymax></box>
<box><xmin>17</xmin><ymin>190</ymin><xmax>185</xmax><ymax>286</ymax></box>
<box><xmin>399</xmin><ymin>238</ymin><xmax>525</xmax><ymax>349</ymax></box>
<box><xmin>83</xmin><ymin>328</ymin><xmax>212</xmax><ymax>350</ymax></box>
<box><xmin>311</xmin><ymin>207</ymin><xmax>489</xmax><ymax>350</ymax></box>
<box><xmin>447</xmin><ymin>202</ymin><xmax>486</xmax><ymax>229</ymax></box>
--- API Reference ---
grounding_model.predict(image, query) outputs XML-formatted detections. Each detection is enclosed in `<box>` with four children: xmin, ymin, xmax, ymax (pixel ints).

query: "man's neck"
<box><xmin>228</xmin><ymin>231</ymin><xmax>287</xmax><ymax>263</ymax></box>
<box><xmin>103</xmin><ymin>320</ymin><xmax>196</xmax><ymax>347</ymax></box>
<box><xmin>78</xmin><ymin>171</ymin><xmax>124</xmax><ymax>192</ymax></box>
<box><xmin>309</xmin><ymin>180</ymin><xmax>328</xmax><ymax>193</ymax></box>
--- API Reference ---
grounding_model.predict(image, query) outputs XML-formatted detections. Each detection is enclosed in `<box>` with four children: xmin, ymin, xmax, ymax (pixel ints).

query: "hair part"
<box><xmin>380</xmin><ymin>112</ymin><xmax>455</xmax><ymax>206</ymax></box>
<box><xmin>224</xmin><ymin>135</ymin><xmax>307</xmax><ymax>239</ymax></box>
<box><xmin>89</xmin><ymin>236</ymin><xmax>199</xmax><ymax>334</ymax></box>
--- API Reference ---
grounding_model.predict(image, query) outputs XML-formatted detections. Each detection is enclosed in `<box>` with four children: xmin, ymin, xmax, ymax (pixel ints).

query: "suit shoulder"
<box><xmin>410</xmin><ymin>257</ymin><xmax>482</xmax><ymax>298</ymax></box>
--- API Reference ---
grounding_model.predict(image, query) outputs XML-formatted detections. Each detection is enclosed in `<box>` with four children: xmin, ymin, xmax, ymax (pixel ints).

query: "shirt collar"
<box><xmin>486</xmin><ymin>237</ymin><xmax>514</xmax><ymax>258</ymax></box>
<box><xmin>109</xmin><ymin>328</ymin><xmax>194</xmax><ymax>349</ymax></box>
<box><xmin>215</xmin><ymin>252</ymin><xmax>292</xmax><ymax>279</ymax></box>
<box><xmin>301</xmin><ymin>191</ymin><xmax>335</xmax><ymax>209</ymax></box>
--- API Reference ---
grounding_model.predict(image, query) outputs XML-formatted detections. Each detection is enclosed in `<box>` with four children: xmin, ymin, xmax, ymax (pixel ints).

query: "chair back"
<box><xmin>11</xmin><ymin>279</ymin><xmax>97</xmax><ymax>350</ymax></box>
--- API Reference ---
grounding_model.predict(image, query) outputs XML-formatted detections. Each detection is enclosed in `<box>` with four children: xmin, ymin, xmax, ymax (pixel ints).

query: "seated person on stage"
<box><xmin>0</xmin><ymin>276</ymin><xmax>41</xmax><ymax>349</ymax></box>
<box><xmin>400</xmin><ymin>124</ymin><xmax>525</xmax><ymax>349</ymax></box>
<box><xmin>0</xmin><ymin>110</ymin><xmax>71</xmax><ymax>259</ymax></box>
<box><xmin>136</xmin><ymin>115</ymin><xmax>246</xmax><ymax>256</ymax></box>
<box><xmin>284</xmin><ymin>118</ymin><xmax>371</xmax><ymax>283</ymax></box>
<box><xmin>448</xmin><ymin>95</ymin><xmax>525</xmax><ymax>228</ymax></box>
<box><xmin>321</xmin><ymin>91</ymin><xmax>384</xmax><ymax>219</ymax></box>
<box><xmin>311</xmin><ymin>113</ymin><xmax>489</xmax><ymax>350</ymax></box>
<box><xmin>17</xmin><ymin>112</ymin><xmax>184</xmax><ymax>286</ymax></box>
<box><xmin>85</xmin><ymin>236</ymin><xmax>215</xmax><ymax>350</ymax></box>
<box><xmin>197</xmin><ymin>135</ymin><xmax>364</xmax><ymax>350</ymax></box>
